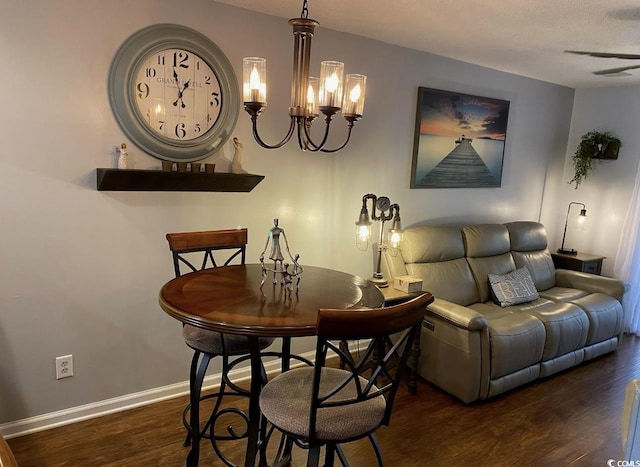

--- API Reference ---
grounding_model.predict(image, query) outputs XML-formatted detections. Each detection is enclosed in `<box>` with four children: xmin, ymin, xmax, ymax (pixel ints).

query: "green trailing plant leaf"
<box><xmin>569</xmin><ymin>130</ymin><xmax>621</xmax><ymax>189</ymax></box>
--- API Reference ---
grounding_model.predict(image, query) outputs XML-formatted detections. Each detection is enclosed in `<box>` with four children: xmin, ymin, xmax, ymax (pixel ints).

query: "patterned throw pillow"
<box><xmin>488</xmin><ymin>266</ymin><xmax>539</xmax><ymax>307</ymax></box>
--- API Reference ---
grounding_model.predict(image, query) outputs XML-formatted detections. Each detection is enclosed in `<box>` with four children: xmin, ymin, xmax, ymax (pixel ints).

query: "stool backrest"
<box><xmin>308</xmin><ymin>293</ymin><xmax>430</xmax><ymax>441</ymax></box>
<box><xmin>166</xmin><ymin>228</ymin><xmax>247</xmax><ymax>277</ymax></box>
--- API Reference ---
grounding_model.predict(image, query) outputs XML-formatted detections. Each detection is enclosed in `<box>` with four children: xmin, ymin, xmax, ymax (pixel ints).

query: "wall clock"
<box><xmin>108</xmin><ymin>24</ymin><xmax>239</xmax><ymax>162</ymax></box>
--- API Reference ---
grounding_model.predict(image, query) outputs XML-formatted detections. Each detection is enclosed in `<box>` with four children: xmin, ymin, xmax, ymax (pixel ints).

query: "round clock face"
<box><xmin>109</xmin><ymin>24</ymin><xmax>239</xmax><ymax>162</ymax></box>
<box><xmin>133</xmin><ymin>48</ymin><xmax>223</xmax><ymax>142</ymax></box>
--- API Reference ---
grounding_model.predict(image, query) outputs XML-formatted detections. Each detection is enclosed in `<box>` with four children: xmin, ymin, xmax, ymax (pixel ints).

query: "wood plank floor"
<box><xmin>8</xmin><ymin>334</ymin><xmax>640</xmax><ymax>466</ymax></box>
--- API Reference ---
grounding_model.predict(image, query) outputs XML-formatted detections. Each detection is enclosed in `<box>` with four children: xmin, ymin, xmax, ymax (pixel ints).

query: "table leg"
<box><xmin>245</xmin><ymin>336</ymin><xmax>262</xmax><ymax>467</ymax></box>
<box><xmin>407</xmin><ymin>326</ymin><xmax>421</xmax><ymax>394</ymax></box>
<box><xmin>186</xmin><ymin>353</ymin><xmax>209</xmax><ymax>467</ymax></box>
<box><xmin>278</xmin><ymin>338</ymin><xmax>294</xmax><ymax>465</ymax></box>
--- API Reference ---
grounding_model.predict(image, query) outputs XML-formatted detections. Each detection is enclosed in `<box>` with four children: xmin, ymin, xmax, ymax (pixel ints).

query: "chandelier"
<box><xmin>242</xmin><ymin>0</ymin><xmax>367</xmax><ymax>153</ymax></box>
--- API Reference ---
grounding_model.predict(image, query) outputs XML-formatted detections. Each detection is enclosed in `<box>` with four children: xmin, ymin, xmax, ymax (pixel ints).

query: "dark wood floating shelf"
<box><xmin>96</xmin><ymin>168</ymin><xmax>265</xmax><ymax>192</ymax></box>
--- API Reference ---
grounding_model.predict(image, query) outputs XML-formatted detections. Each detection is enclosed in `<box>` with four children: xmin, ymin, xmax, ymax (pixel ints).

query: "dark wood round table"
<box><xmin>159</xmin><ymin>264</ymin><xmax>385</xmax><ymax>467</ymax></box>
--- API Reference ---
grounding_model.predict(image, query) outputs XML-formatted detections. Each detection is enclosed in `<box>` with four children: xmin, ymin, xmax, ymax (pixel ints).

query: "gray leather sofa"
<box><xmin>382</xmin><ymin>221</ymin><xmax>625</xmax><ymax>403</ymax></box>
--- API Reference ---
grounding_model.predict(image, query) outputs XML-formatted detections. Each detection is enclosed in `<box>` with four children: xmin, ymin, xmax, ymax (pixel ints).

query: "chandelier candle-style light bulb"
<box><xmin>306</xmin><ymin>77</ymin><xmax>319</xmax><ymax>118</ymax></box>
<box><xmin>243</xmin><ymin>57</ymin><xmax>266</xmax><ymax>104</ymax></box>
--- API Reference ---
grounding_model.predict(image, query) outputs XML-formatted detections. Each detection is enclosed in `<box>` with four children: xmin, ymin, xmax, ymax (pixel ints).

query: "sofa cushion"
<box><xmin>468</xmin><ymin>254</ymin><xmax>516</xmax><ymax>303</ymax></box>
<box><xmin>511</xmin><ymin>250</ymin><xmax>556</xmax><ymax>291</ymax></box>
<box><xmin>539</xmin><ymin>286</ymin><xmax>589</xmax><ymax>302</ymax></box>
<box><xmin>488</xmin><ymin>267</ymin><xmax>540</xmax><ymax>307</ymax></box>
<box><xmin>401</xmin><ymin>225</ymin><xmax>465</xmax><ymax>263</ymax></box>
<box><xmin>470</xmin><ymin>298</ymin><xmax>555</xmax><ymax>316</ymax></box>
<box><xmin>463</xmin><ymin>224</ymin><xmax>510</xmax><ymax>257</ymax></box>
<box><xmin>506</xmin><ymin>221</ymin><xmax>548</xmax><ymax>251</ymax></box>
<box><xmin>464</xmin><ymin>224</ymin><xmax>515</xmax><ymax>303</ymax></box>
<box><xmin>487</xmin><ymin>313</ymin><xmax>545</xmax><ymax>378</ymax></box>
<box><xmin>570</xmin><ymin>293</ymin><xmax>624</xmax><ymax>345</ymax></box>
<box><xmin>526</xmin><ymin>303</ymin><xmax>589</xmax><ymax>360</ymax></box>
<box><xmin>507</xmin><ymin>222</ymin><xmax>557</xmax><ymax>291</ymax></box>
<box><xmin>407</xmin><ymin>259</ymin><xmax>480</xmax><ymax>306</ymax></box>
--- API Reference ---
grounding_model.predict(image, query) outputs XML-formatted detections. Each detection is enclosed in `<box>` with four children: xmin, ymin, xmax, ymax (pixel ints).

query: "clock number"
<box><xmin>194</xmin><ymin>123</ymin><xmax>201</xmax><ymax>134</ymax></box>
<box><xmin>157</xmin><ymin>55</ymin><xmax>165</xmax><ymax>66</ymax></box>
<box><xmin>175</xmin><ymin>123</ymin><xmax>187</xmax><ymax>139</ymax></box>
<box><xmin>204</xmin><ymin>76</ymin><xmax>211</xmax><ymax>85</ymax></box>
<box><xmin>210</xmin><ymin>92</ymin><xmax>219</xmax><ymax>107</ymax></box>
<box><xmin>136</xmin><ymin>82</ymin><xmax>149</xmax><ymax>99</ymax></box>
<box><xmin>173</xmin><ymin>51</ymin><xmax>189</xmax><ymax>68</ymax></box>
<box><xmin>145</xmin><ymin>67</ymin><xmax>156</xmax><ymax>78</ymax></box>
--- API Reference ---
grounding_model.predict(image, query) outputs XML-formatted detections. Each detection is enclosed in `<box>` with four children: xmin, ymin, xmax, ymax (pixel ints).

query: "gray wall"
<box><xmin>545</xmin><ymin>86</ymin><xmax>640</xmax><ymax>277</ymax></box>
<box><xmin>0</xmin><ymin>0</ymin><xmax>575</xmax><ymax>429</ymax></box>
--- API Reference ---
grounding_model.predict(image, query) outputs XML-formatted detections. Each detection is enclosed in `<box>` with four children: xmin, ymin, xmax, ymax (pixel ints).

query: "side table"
<box><xmin>551</xmin><ymin>251</ymin><xmax>605</xmax><ymax>275</ymax></box>
<box><xmin>380</xmin><ymin>286</ymin><xmax>425</xmax><ymax>394</ymax></box>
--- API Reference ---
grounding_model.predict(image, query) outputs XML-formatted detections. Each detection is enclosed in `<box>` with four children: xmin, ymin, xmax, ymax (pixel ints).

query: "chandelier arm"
<box><xmin>300</xmin><ymin>114</ymin><xmax>335</xmax><ymax>151</ymax></box>
<box><xmin>319</xmin><ymin>124</ymin><xmax>354</xmax><ymax>153</ymax></box>
<box><xmin>250</xmin><ymin>115</ymin><xmax>297</xmax><ymax>149</ymax></box>
<box><xmin>296</xmin><ymin>119</ymin><xmax>311</xmax><ymax>151</ymax></box>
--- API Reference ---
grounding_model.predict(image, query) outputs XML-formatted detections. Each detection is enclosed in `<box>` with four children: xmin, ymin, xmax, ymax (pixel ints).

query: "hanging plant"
<box><xmin>569</xmin><ymin>130</ymin><xmax>621</xmax><ymax>189</ymax></box>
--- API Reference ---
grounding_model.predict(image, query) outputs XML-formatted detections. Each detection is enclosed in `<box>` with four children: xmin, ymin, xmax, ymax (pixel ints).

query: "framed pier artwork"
<box><xmin>410</xmin><ymin>87</ymin><xmax>510</xmax><ymax>188</ymax></box>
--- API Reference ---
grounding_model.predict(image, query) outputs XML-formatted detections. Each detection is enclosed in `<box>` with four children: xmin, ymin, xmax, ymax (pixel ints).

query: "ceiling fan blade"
<box><xmin>565</xmin><ymin>50</ymin><xmax>640</xmax><ymax>60</ymax></box>
<box><xmin>593</xmin><ymin>64</ymin><xmax>640</xmax><ymax>75</ymax></box>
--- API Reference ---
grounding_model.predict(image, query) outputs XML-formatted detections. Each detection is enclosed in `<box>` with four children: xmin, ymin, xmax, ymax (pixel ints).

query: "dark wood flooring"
<box><xmin>8</xmin><ymin>334</ymin><xmax>640</xmax><ymax>466</ymax></box>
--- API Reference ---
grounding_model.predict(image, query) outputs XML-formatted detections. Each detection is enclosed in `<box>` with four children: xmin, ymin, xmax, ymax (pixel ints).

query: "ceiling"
<box><xmin>217</xmin><ymin>0</ymin><xmax>640</xmax><ymax>88</ymax></box>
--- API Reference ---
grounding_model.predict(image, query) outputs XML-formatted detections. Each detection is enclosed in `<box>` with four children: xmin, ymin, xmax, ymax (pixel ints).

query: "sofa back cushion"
<box><xmin>401</xmin><ymin>225</ymin><xmax>480</xmax><ymax>306</ymax></box>
<box><xmin>463</xmin><ymin>224</ymin><xmax>516</xmax><ymax>303</ymax></box>
<box><xmin>401</xmin><ymin>225</ymin><xmax>465</xmax><ymax>263</ymax></box>
<box><xmin>506</xmin><ymin>222</ymin><xmax>556</xmax><ymax>291</ymax></box>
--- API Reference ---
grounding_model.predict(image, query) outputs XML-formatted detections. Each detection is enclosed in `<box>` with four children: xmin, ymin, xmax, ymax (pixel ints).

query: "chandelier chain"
<box><xmin>300</xmin><ymin>0</ymin><xmax>309</xmax><ymax>19</ymax></box>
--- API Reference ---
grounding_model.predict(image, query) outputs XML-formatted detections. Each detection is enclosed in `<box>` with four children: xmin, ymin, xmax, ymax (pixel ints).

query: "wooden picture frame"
<box><xmin>411</xmin><ymin>87</ymin><xmax>510</xmax><ymax>188</ymax></box>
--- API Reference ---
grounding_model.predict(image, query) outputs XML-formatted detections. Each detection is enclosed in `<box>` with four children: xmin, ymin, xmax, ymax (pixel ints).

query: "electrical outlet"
<box><xmin>55</xmin><ymin>355</ymin><xmax>74</xmax><ymax>380</ymax></box>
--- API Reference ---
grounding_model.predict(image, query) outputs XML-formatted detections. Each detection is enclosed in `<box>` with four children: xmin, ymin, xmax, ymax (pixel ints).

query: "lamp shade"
<box><xmin>319</xmin><ymin>61</ymin><xmax>344</xmax><ymax>109</ymax></box>
<box><xmin>243</xmin><ymin>57</ymin><xmax>267</xmax><ymax>104</ymax></box>
<box><xmin>343</xmin><ymin>74</ymin><xmax>366</xmax><ymax>117</ymax></box>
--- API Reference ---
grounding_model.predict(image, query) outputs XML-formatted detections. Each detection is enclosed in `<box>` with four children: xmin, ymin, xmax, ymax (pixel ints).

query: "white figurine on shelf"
<box><xmin>117</xmin><ymin>143</ymin><xmax>128</xmax><ymax>169</ymax></box>
<box><xmin>231</xmin><ymin>137</ymin><xmax>246</xmax><ymax>174</ymax></box>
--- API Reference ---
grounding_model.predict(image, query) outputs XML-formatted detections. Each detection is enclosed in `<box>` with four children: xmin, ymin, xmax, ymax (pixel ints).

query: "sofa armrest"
<box><xmin>427</xmin><ymin>298</ymin><xmax>488</xmax><ymax>331</ymax></box>
<box><xmin>555</xmin><ymin>269</ymin><xmax>626</xmax><ymax>302</ymax></box>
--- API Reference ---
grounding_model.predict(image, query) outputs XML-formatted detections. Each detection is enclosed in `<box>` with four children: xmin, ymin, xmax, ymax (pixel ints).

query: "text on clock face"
<box><xmin>133</xmin><ymin>48</ymin><xmax>223</xmax><ymax>141</ymax></box>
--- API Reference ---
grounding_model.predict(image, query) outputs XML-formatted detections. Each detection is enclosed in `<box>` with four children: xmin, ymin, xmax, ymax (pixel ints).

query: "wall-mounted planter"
<box><xmin>569</xmin><ymin>130</ymin><xmax>622</xmax><ymax>189</ymax></box>
<box><xmin>593</xmin><ymin>140</ymin><xmax>620</xmax><ymax>160</ymax></box>
<box><xmin>96</xmin><ymin>168</ymin><xmax>264</xmax><ymax>192</ymax></box>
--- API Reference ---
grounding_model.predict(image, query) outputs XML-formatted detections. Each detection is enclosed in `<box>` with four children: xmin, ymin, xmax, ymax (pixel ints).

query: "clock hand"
<box><xmin>173</xmin><ymin>80</ymin><xmax>191</xmax><ymax>108</ymax></box>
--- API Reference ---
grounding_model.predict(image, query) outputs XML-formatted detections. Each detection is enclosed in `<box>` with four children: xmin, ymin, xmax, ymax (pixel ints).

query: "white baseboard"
<box><xmin>0</xmin><ymin>349</ymin><xmax>317</xmax><ymax>439</ymax></box>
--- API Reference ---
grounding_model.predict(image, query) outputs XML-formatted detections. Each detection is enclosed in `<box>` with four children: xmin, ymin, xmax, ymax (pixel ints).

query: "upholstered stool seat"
<box><xmin>183</xmin><ymin>325</ymin><xmax>273</xmax><ymax>355</ymax></box>
<box><xmin>260</xmin><ymin>367</ymin><xmax>385</xmax><ymax>441</ymax></box>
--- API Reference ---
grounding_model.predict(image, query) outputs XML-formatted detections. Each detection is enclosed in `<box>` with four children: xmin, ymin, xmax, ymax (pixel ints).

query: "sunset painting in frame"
<box><xmin>411</xmin><ymin>87</ymin><xmax>510</xmax><ymax>188</ymax></box>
